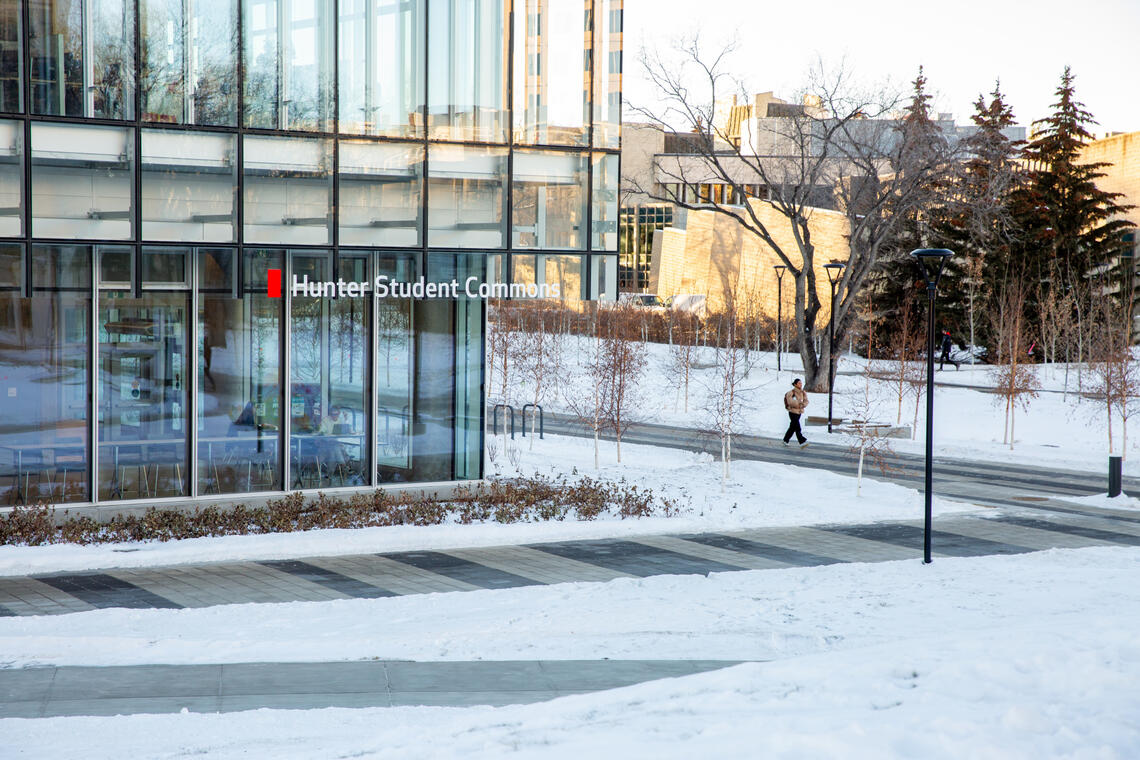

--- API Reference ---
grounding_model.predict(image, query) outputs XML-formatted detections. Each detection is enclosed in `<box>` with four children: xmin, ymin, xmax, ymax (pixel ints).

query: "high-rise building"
<box><xmin>0</xmin><ymin>0</ymin><xmax>621</xmax><ymax>509</ymax></box>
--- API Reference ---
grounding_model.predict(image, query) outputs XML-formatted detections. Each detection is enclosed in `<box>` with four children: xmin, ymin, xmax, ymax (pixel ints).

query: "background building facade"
<box><xmin>0</xmin><ymin>0</ymin><xmax>621</xmax><ymax>507</ymax></box>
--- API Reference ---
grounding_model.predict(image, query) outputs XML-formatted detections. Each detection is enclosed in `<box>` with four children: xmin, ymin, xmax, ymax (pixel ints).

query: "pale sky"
<box><xmin>623</xmin><ymin>0</ymin><xmax>1140</xmax><ymax>136</ymax></box>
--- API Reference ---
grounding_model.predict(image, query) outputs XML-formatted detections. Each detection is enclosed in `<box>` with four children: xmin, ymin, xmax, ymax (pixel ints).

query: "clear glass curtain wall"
<box><xmin>0</xmin><ymin>0</ymin><xmax>620</xmax><ymax>507</ymax></box>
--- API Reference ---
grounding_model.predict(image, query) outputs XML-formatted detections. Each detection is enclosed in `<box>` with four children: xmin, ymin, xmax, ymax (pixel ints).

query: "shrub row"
<box><xmin>0</xmin><ymin>474</ymin><xmax>685</xmax><ymax>547</ymax></box>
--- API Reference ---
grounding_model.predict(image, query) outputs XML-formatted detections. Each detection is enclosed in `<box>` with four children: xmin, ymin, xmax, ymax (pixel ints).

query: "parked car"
<box><xmin>669</xmin><ymin>294</ymin><xmax>708</xmax><ymax>318</ymax></box>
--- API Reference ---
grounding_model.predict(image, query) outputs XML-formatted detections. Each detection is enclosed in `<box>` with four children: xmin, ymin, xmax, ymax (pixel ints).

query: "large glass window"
<box><xmin>0</xmin><ymin>3</ymin><xmax>21</xmax><ymax>113</ymax></box>
<box><xmin>32</xmin><ymin>123</ymin><xmax>133</xmax><ymax>240</ymax></box>
<box><xmin>243</xmin><ymin>0</ymin><xmax>334</xmax><ymax>131</ymax></box>
<box><xmin>513</xmin><ymin>0</ymin><xmax>590</xmax><ymax>146</ymax></box>
<box><xmin>0</xmin><ymin>120</ymin><xmax>22</xmax><ymax>238</ymax></box>
<box><xmin>591</xmin><ymin>151</ymin><xmax>618</xmax><ymax>250</ymax></box>
<box><xmin>97</xmin><ymin>247</ymin><xmax>191</xmax><ymax>500</ymax></box>
<box><xmin>544</xmin><ymin>253</ymin><xmax>584</xmax><ymax>301</ymax></box>
<box><xmin>512</xmin><ymin>149</ymin><xmax>587</xmax><ymax>250</ymax></box>
<box><xmin>29</xmin><ymin>0</ymin><xmax>135</xmax><ymax>119</ymax></box>
<box><xmin>141</xmin><ymin>0</ymin><xmax>239</xmax><ymax>126</ymax></box>
<box><xmin>339</xmin><ymin>0</ymin><xmax>423</xmax><ymax>137</ymax></box>
<box><xmin>339</xmin><ymin>140</ymin><xmax>422</xmax><ymax>248</ymax></box>
<box><xmin>427</xmin><ymin>143</ymin><xmax>506</xmax><ymax>249</ymax></box>
<box><xmin>427</xmin><ymin>0</ymin><xmax>508</xmax><ymax>142</ymax></box>
<box><xmin>142</xmin><ymin>130</ymin><xmax>236</xmax><ymax>243</ymax></box>
<box><xmin>592</xmin><ymin>0</ymin><xmax>622</xmax><ymax>149</ymax></box>
<box><xmin>290</xmin><ymin>252</ymin><xmax>369</xmax><ymax>488</ymax></box>
<box><xmin>0</xmin><ymin>244</ymin><xmax>91</xmax><ymax>505</ymax></box>
<box><xmin>197</xmin><ymin>248</ymin><xmax>283</xmax><ymax>494</ymax></box>
<box><xmin>375</xmin><ymin>253</ymin><xmax>414</xmax><ymax>482</ymax></box>
<box><xmin>243</xmin><ymin>134</ymin><xmax>332</xmax><ymax>245</ymax></box>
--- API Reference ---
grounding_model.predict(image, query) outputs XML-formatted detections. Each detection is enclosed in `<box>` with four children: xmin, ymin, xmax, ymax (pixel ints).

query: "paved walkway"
<box><xmin>0</xmin><ymin>660</ymin><xmax>740</xmax><ymax>718</ymax></box>
<box><xmin>3</xmin><ymin>507</ymin><xmax>1139</xmax><ymax>618</ymax></box>
<box><xmin>537</xmin><ymin>413</ymin><xmax>1140</xmax><ymax>511</ymax></box>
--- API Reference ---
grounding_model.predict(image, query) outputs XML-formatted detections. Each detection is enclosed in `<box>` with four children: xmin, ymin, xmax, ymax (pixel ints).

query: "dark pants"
<box><xmin>939</xmin><ymin>347</ymin><xmax>953</xmax><ymax>370</ymax></box>
<box><xmin>784</xmin><ymin>412</ymin><xmax>806</xmax><ymax>444</ymax></box>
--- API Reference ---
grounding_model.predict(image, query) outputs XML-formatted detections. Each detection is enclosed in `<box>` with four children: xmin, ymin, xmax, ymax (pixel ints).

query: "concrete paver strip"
<box><xmin>629</xmin><ymin>535</ymin><xmax>796</xmax><ymax>571</ymax></box>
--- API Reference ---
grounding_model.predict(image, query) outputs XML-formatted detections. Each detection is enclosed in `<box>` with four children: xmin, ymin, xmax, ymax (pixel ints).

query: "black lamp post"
<box><xmin>911</xmin><ymin>248</ymin><xmax>954</xmax><ymax>564</ymax></box>
<box><xmin>773</xmin><ymin>265</ymin><xmax>787</xmax><ymax>372</ymax></box>
<box><xmin>823</xmin><ymin>261</ymin><xmax>845</xmax><ymax>433</ymax></box>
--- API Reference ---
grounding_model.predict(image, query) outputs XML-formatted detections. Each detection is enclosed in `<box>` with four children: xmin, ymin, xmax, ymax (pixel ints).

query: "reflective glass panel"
<box><xmin>375</xmin><ymin>253</ymin><xmax>414</xmax><ymax>482</ymax></box>
<box><xmin>591</xmin><ymin>152</ymin><xmax>618</xmax><ymax>250</ymax></box>
<box><xmin>512</xmin><ymin>149</ymin><xmax>587</xmax><ymax>250</ymax></box>
<box><xmin>543</xmin><ymin>253</ymin><xmax>584</xmax><ymax>301</ymax></box>
<box><xmin>339</xmin><ymin>0</ymin><xmax>424</xmax><ymax>137</ymax></box>
<box><xmin>513</xmin><ymin>0</ymin><xmax>590</xmax><ymax>145</ymax></box>
<box><xmin>29</xmin><ymin>0</ymin><xmax>135</xmax><ymax>119</ymax></box>
<box><xmin>243</xmin><ymin>0</ymin><xmax>334</xmax><ymax>131</ymax></box>
<box><xmin>197</xmin><ymin>248</ymin><xmax>283</xmax><ymax>494</ymax></box>
<box><xmin>592</xmin><ymin>0</ymin><xmax>621</xmax><ymax>149</ymax></box>
<box><xmin>453</xmin><ymin>255</ymin><xmax>484</xmax><ymax>480</ymax></box>
<box><xmin>142</xmin><ymin>130</ymin><xmax>236</xmax><ymax>243</ymax></box>
<box><xmin>289</xmin><ymin>252</ymin><xmax>369</xmax><ymax>488</ymax></box>
<box><xmin>0</xmin><ymin>120</ymin><xmax>22</xmax><ymax>237</ymax></box>
<box><xmin>0</xmin><ymin>3</ymin><xmax>21</xmax><ymax>112</ymax></box>
<box><xmin>97</xmin><ymin>248</ymin><xmax>191</xmax><ymax>500</ymax></box>
<box><xmin>32</xmin><ymin>123</ymin><xmax>133</xmax><ymax>240</ymax></box>
<box><xmin>427</xmin><ymin>0</ymin><xmax>508</xmax><ymax>142</ymax></box>
<box><xmin>141</xmin><ymin>0</ymin><xmax>239</xmax><ymax>126</ymax></box>
<box><xmin>427</xmin><ymin>144</ymin><xmax>506</xmax><ymax>249</ymax></box>
<box><xmin>0</xmin><ymin>244</ymin><xmax>91</xmax><ymax>505</ymax></box>
<box><xmin>338</xmin><ymin>140</ymin><xmax>422</xmax><ymax>248</ymax></box>
<box><xmin>243</xmin><ymin>135</ymin><xmax>332</xmax><ymax>245</ymax></box>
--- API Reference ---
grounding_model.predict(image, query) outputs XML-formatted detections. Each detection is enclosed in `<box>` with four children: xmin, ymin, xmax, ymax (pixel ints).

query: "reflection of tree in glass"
<box><xmin>377</xmin><ymin>300</ymin><xmax>411</xmax><ymax>387</ymax></box>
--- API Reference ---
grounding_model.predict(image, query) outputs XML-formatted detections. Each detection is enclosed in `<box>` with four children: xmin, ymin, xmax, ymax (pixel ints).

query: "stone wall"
<box><xmin>648</xmin><ymin>200</ymin><xmax>851</xmax><ymax>322</ymax></box>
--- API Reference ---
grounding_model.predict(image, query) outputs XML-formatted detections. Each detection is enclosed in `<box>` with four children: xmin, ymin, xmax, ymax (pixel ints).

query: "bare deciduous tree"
<box><xmin>989</xmin><ymin>281</ymin><xmax>1039</xmax><ymax>449</ymax></box>
<box><xmin>630</xmin><ymin>39</ymin><xmax>953</xmax><ymax>392</ymax></box>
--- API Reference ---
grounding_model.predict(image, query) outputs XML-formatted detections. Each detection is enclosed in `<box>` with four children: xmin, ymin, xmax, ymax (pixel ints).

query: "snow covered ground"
<box><xmin>3</xmin><ymin>547</ymin><xmax>1139</xmax><ymax>758</ymax></box>
<box><xmin>0</xmin><ymin>434</ymin><xmax>973</xmax><ymax>576</ymax></box>
<box><xmin>495</xmin><ymin>336</ymin><xmax>1140</xmax><ymax>476</ymax></box>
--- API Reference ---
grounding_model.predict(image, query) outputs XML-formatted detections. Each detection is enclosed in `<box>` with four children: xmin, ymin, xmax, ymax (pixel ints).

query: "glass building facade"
<box><xmin>0</xmin><ymin>0</ymin><xmax>621</xmax><ymax>506</ymax></box>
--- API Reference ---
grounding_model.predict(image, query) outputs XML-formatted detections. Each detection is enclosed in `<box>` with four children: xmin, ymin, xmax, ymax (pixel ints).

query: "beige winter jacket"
<box><xmin>784</xmin><ymin>387</ymin><xmax>808</xmax><ymax>414</ymax></box>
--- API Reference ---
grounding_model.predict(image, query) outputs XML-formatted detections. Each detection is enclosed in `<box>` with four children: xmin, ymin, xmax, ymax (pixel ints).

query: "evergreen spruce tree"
<box><xmin>1015</xmin><ymin>66</ymin><xmax>1133</xmax><ymax>289</ymax></box>
<box><xmin>939</xmin><ymin>83</ymin><xmax>1026</xmax><ymax>354</ymax></box>
<box><xmin>867</xmin><ymin>67</ymin><xmax>961</xmax><ymax>354</ymax></box>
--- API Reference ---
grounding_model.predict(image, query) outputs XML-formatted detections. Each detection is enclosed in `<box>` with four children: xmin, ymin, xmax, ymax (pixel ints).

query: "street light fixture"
<box><xmin>823</xmin><ymin>261</ymin><xmax>845</xmax><ymax>434</ymax></box>
<box><xmin>911</xmin><ymin>247</ymin><xmax>954</xmax><ymax>565</ymax></box>
<box><xmin>773</xmin><ymin>265</ymin><xmax>787</xmax><ymax>372</ymax></box>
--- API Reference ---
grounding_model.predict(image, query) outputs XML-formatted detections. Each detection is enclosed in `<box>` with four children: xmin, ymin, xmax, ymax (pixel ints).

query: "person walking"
<box><xmin>783</xmin><ymin>378</ymin><xmax>809</xmax><ymax>448</ymax></box>
<box><xmin>938</xmin><ymin>330</ymin><xmax>959</xmax><ymax>371</ymax></box>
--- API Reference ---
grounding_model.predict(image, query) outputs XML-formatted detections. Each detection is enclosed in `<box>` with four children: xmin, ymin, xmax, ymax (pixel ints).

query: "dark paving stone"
<box><xmin>527</xmin><ymin>539</ymin><xmax>746</xmax><ymax>578</ymax></box>
<box><xmin>993</xmin><ymin>516</ymin><xmax>1140</xmax><ymax>546</ymax></box>
<box><xmin>681</xmin><ymin>534</ymin><xmax>844</xmax><ymax>567</ymax></box>
<box><xmin>0</xmin><ymin>603</ymin><xmax>16</xmax><ymax>617</ymax></box>
<box><xmin>33</xmin><ymin>573</ymin><xmax>182</xmax><ymax>610</ymax></box>
<box><xmin>258</xmin><ymin>560</ymin><xmax>396</xmax><ymax>599</ymax></box>
<box><xmin>818</xmin><ymin>523</ymin><xmax>1034</xmax><ymax>557</ymax></box>
<box><xmin>379</xmin><ymin>550</ymin><xmax>541</xmax><ymax>590</ymax></box>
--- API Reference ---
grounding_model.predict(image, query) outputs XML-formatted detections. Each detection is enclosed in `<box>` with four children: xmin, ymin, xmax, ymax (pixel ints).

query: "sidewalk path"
<box><xmin>3</xmin><ymin>508</ymin><xmax>1138</xmax><ymax>618</ymax></box>
<box><xmin>0</xmin><ymin>659</ymin><xmax>742</xmax><ymax>717</ymax></box>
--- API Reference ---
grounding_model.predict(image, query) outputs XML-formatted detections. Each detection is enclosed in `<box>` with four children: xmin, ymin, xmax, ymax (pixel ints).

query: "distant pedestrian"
<box><xmin>783</xmin><ymin>378</ymin><xmax>809</xmax><ymax>448</ymax></box>
<box><xmin>939</xmin><ymin>331</ymin><xmax>959</xmax><ymax>370</ymax></box>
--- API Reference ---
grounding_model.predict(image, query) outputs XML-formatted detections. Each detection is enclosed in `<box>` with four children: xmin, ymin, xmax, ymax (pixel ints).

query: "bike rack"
<box><xmin>492</xmin><ymin>404</ymin><xmax>516</xmax><ymax>439</ymax></box>
<box><xmin>521</xmin><ymin>404</ymin><xmax>544</xmax><ymax>439</ymax></box>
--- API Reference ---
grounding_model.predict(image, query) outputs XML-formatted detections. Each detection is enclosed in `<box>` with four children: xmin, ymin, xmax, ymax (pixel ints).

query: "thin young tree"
<box><xmin>598</xmin><ymin>307</ymin><xmax>648</xmax><ymax>463</ymax></box>
<box><xmin>989</xmin><ymin>280</ymin><xmax>1040</xmax><ymax>449</ymax></box>
<box><xmin>702</xmin><ymin>303</ymin><xmax>755</xmax><ymax>487</ymax></box>
<box><xmin>1087</xmin><ymin>292</ymin><xmax>1140</xmax><ymax>459</ymax></box>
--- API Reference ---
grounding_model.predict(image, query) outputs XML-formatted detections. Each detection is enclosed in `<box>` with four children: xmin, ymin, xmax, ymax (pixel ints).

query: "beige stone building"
<box><xmin>1080</xmin><ymin>130</ymin><xmax>1140</xmax><ymax>233</ymax></box>
<box><xmin>649</xmin><ymin>200</ymin><xmax>851</xmax><ymax>320</ymax></box>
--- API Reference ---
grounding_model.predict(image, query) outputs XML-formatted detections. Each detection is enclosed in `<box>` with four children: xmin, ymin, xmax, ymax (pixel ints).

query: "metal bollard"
<box><xmin>1109</xmin><ymin>455</ymin><xmax>1123</xmax><ymax>497</ymax></box>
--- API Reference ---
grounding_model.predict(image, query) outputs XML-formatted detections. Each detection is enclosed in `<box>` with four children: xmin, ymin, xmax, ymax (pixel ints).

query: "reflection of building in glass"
<box><xmin>0</xmin><ymin>0</ymin><xmax>620</xmax><ymax>510</ymax></box>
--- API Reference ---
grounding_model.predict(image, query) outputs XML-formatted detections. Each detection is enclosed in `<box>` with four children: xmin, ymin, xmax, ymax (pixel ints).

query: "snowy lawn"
<box><xmin>507</xmin><ymin>337</ymin><xmax>1140</xmax><ymax>476</ymax></box>
<box><xmin>0</xmin><ymin>434</ymin><xmax>973</xmax><ymax>577</ymax></box>
<box><xmin>2</xmin><ymin>547</ymin><xmax>1139</xmax><ymax>758</ymax></box>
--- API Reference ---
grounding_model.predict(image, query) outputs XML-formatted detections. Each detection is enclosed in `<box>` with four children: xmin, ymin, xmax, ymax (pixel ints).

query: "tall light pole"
<box><xmin>823</xmin><ymin>261</ymin><xmax>845</xmax><ymax>434</ymax></box>
<box><xmin>773</xmin><ymin>265</ymin><xmax>787</xmax><ymax>372</ymax></box>
<box><xmin>911</xmin><ymin>248</ymin><xmax>954</xmax><ymax>564</ymax></box>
